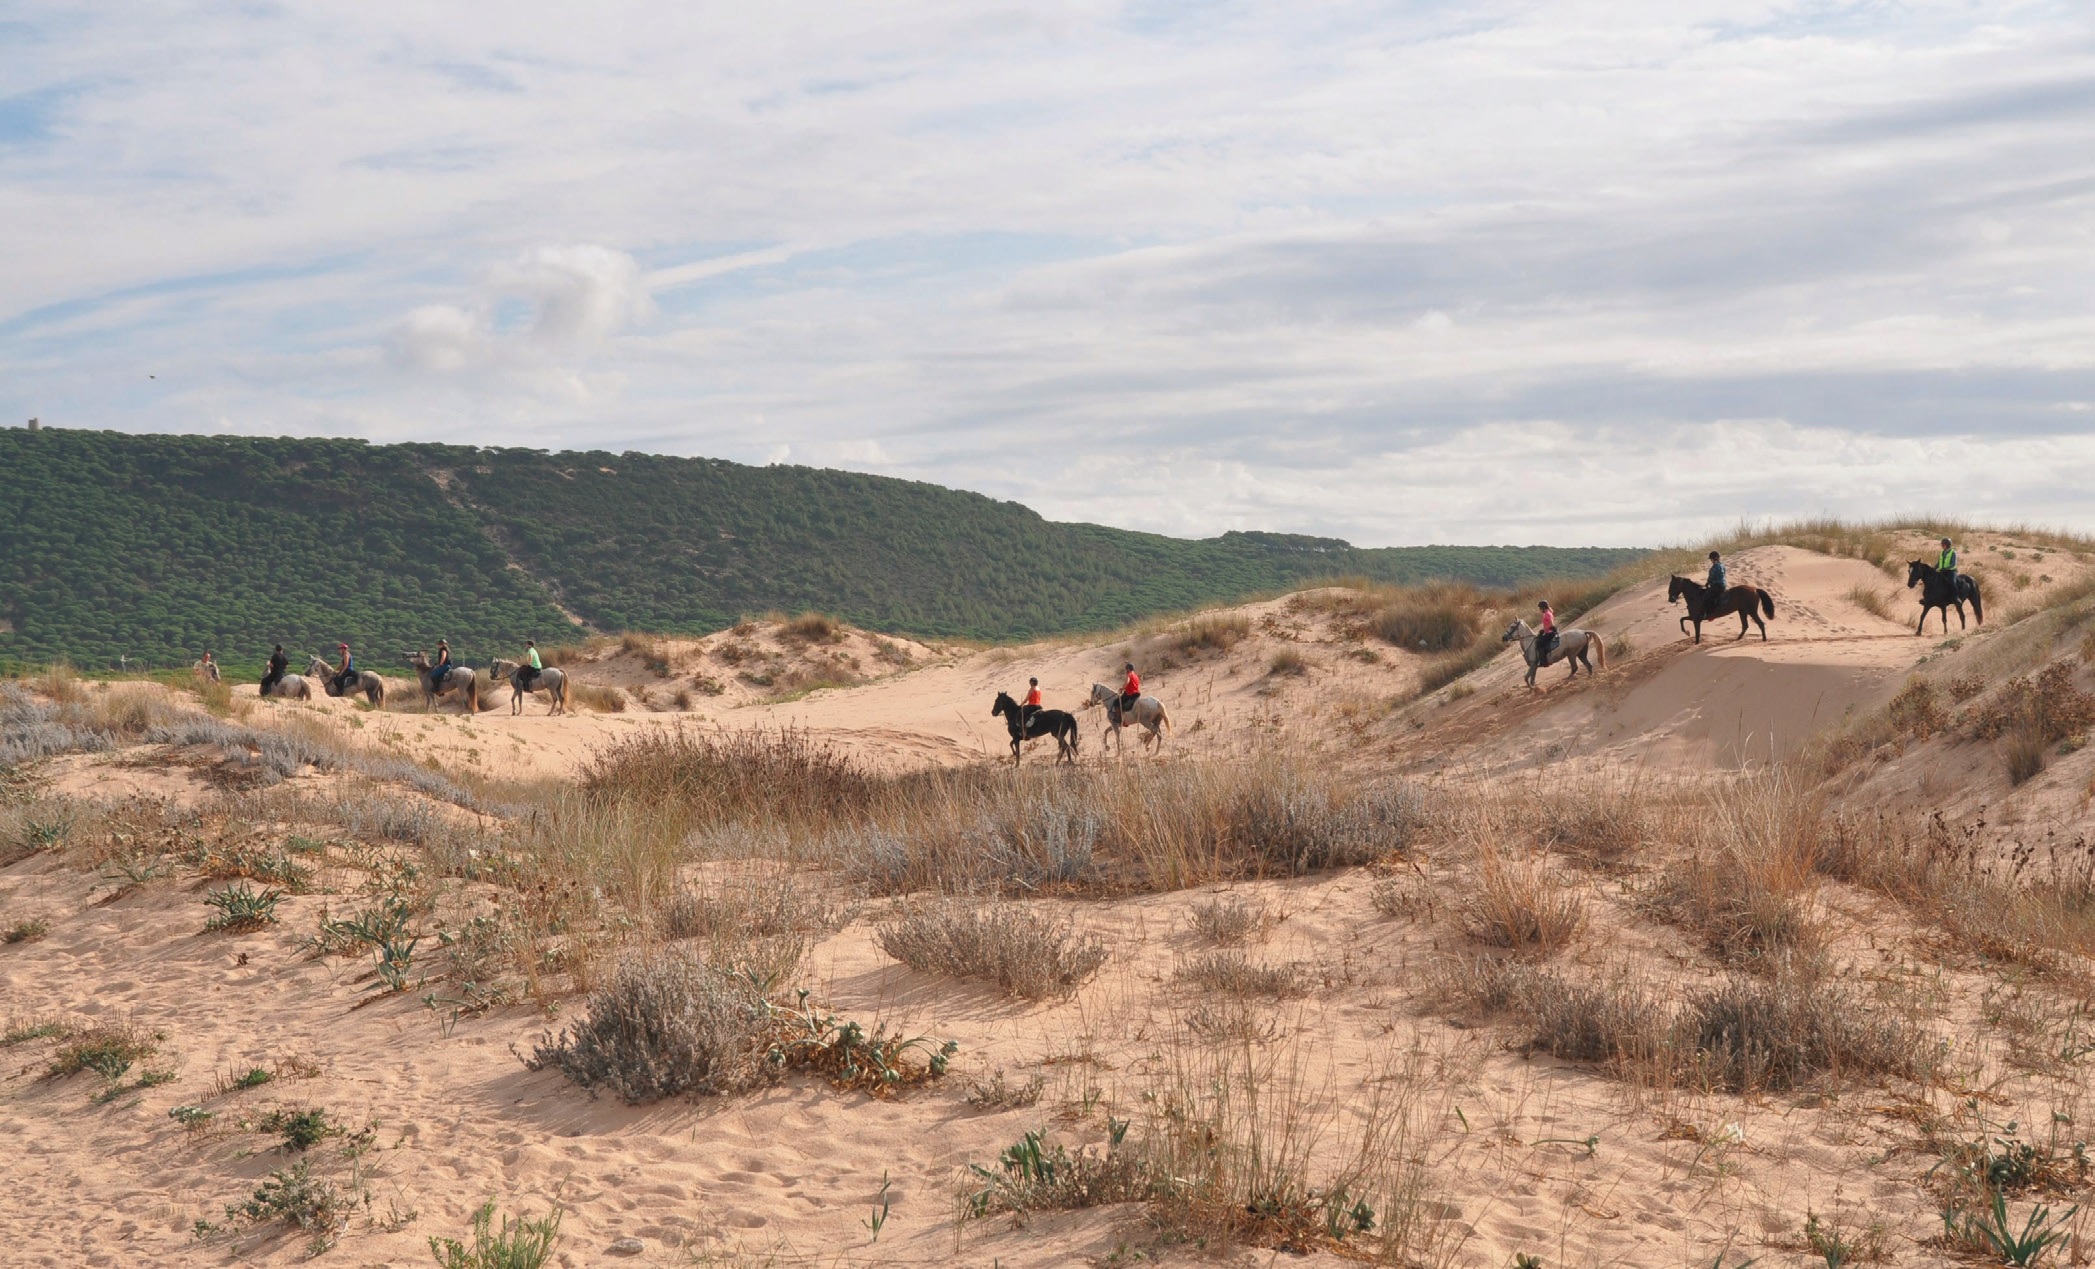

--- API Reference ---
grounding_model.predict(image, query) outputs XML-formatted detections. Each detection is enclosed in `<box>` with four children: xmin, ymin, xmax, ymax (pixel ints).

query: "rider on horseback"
<box><xmin>1120</xmin><ymin>663</ymin><xmax>1141</xmax><ymax>723</ymax></box>
<box><xmin>1936</xmin><ymin>538</ymin><xmax>1958</xmax><ymax>593</ymax></box>
<box><xmin>333</xmin><ymin>642</ymin><xmax>356</xmax><ymax>695</ymax></box>
<box><xmin>1706</xmin><ymin>551</ymin><xmax>1727</xmax><ymax>604</ymax></box>
<box><xmin>517</xmin><ymin>639</ymin><xmax>542</xmax><ymax>692</ymax></box>
<box><xmin>1021</xmin><ymin>677</ymin><xmax>1042</xmax><ymax>729</ymax></box>
<box><xmin>1534</xmin><ymin>601</ymin><xmax>1558</xmax><ymax>664</ymax></box>
<box><xmin>429</xmin><ymin>640</ymin><xmax>453</xmax><ymax>687</ymax></box>
<box><xmin>260</xmin><ymin>644</ymin><xmax>288</xmax><ymax>697</ymax></box>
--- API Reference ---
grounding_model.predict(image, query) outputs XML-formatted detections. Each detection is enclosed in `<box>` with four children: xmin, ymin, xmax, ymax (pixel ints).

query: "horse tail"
<box><xmin>1970</xmin><ymin>582</ymin><xmax>1984</xmax><ymax>626</ymax></box>
<box><xmin>467</xmin><ymin>676</ymin><xmax>480</xmax><ymax>713</ymax></box>
<box><xmin>1158</xmin><ymin>704</ymin><xmax>1173</xmax><ymax>734</ymax></box>
<box><xmin>370</xmin><ymin>676</ymin><xmax>384</xmax><ymax>707</ymax></box>
<box><xmin>1760</xmin><ymin>590</ymin><xmax>1775</xmax><ymax>619</ymax></box>
<box><xmin>1592</xmin><ymin>633</ymin><xmax>1606</xmax><ymax>670</ymax></box>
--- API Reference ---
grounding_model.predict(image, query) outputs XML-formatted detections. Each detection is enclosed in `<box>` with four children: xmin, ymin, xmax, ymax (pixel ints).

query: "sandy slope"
<box><xmin>10</xmin><ymin>529</ymin><xmax>2095</xmax><ymax>1267</ymax></box>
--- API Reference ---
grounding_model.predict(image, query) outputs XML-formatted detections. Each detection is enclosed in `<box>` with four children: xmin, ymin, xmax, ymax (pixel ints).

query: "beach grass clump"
<box><xmin>1174</xmin><ymin>951</ymin><xmax>1307</xmax><ymax>999</ymax></box>
<box><xmin>876</xmin><ymin>899</ymin><xmax>1107</xmax><ymax>1000</ymax></box>
<box><xmin>527</xmin><ymin>949</ymin><xmax>768</xmax><ymax>1104</ymax></box>
<box><xmin>429</xmin><ymin>1200</ymin><xmax>563</xmax><ymax>1269</ymax></box>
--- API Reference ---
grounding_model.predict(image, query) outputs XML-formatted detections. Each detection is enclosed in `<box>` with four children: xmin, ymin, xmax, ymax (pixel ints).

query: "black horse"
<box><xmin>991</xmin><ymin>692</ymin><xmax>1079</xmax><ymax>766</ymax></box>
<box><xmin>1668</xmin><ymin>575</ymin><xmax>1776</xmax><ymax>643</ymax></box>
<box><xmin>1906</xmin><ymin>560</ymin><xmax>1983</xmax><ymax>635</ymax></box>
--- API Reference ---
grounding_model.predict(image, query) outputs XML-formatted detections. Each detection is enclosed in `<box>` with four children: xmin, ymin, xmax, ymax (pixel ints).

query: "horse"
<box><xmin>1906</xmin><ymin>560</ymin><xmax>1984</xmax><ymax>635</ymax></box>
<box><xmin>1501</xmin><ymin>618</ymin><xmax>1607</xmax><ymax>690</ymax></box>
<box><xmin>1667</xmin><ymin>575</ymin><xmax>1775</xmax><ymax>643</ymax></box>
<box><xmin>403</xmin><ymin>650</ymin><xmax>481</xmax><ymax>712</ymax></box>
<box><xmin>991</xmin><ymin>692</ymin><xmax>1079</xmax><ymax>766</ymax></box>
<box><xmin>490</xmin><ymin>658</ymin><xmax>571</xmax><ymax>715</ymax></box>
<box><xmin>1085</xmin><ymin>682</ymin><xmax>1171</xmax><ymax>755</ymax></box>
<box><xmin>258</xmin><ymin>673</ymin><xmax>312</xmax><ymax>701</ymax></box>
<box><xmin>305</xmin><ymin>655</ymin><xmax>385</xmax><ymax>706</ymax></box>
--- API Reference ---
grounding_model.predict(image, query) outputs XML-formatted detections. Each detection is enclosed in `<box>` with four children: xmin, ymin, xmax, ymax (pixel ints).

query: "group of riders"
<box><xmin>1011</xmin><ymin>662</ymin><xmax>1142</xmax><ymax>731</ymax></box>
<box><xmin>215</xmin><ymin>637</ymin><xmax>551</xmax><ymax>700</ymax></box>
<box><xmin>203</xmin><ymin>537</ymin><xmax>1974</xmax><ymax>717</ymax></box>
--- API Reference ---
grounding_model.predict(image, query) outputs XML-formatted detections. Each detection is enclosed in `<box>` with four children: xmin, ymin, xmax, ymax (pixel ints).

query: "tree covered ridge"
<box><xmin>0</xmin><ymin>429</ymin><xmax>1647</xmax><ymax>672</ymax></box>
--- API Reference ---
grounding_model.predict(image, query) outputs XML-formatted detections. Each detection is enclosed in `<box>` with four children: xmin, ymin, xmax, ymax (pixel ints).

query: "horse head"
<box><xmin>1501</xmin><ymin>619</ymin><xmax>1527</xmax><ymax>643</ymax></box>
<box><xmin>1905</xmin><ymin>560</ymin><xmax>1927</xmax><ymax>589</ymax></box>
<box><xmin>991</xmin><ymin>692</ymin><xmax>1016</xmax><ymax>717</ymax></box>
<box><xmin>1667</xmin><ymin>575</ymin><xmax>1686</xmax><ymax>602</ymax></box>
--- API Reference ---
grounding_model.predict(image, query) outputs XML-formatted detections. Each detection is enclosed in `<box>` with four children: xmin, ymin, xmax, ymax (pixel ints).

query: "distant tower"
<box><xmin>25</xmin><ymin>418</ymin><xmax>38</xmax><ymax>431</ymax></box>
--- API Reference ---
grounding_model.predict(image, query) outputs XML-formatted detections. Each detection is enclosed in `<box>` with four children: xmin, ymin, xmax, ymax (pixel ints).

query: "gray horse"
<box><xmin>305</xmin><ymin>655</ymin><xmax>385</xmax><ymax>706</ymax></box>
<box><xmin>258</xmin><ymin>673</ymin><xmax>312</xmax><ymax>701</ymax></box>
<box><xmin>1085</xmin><ymin>682</ymin><xmax>1171</xmax><ymax>754</ymax></box>
<box><xmin>490</xmin><ymin>658</ymin><xmax>570</xmax><ymax>715</ymax></box>
<box><xmin>1502</xmin><ymin>618</ymin><xmax>1606</xmax><ymax>690</ymax></box>
<box><xmin>404</xmin><ymin>650</ymin><xmax>481</xmax><ymax>712</ymax></box>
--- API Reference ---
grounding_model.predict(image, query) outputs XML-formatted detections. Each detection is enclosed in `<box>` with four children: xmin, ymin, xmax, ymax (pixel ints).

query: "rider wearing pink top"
<box><xmin>1535</xmin><ymin>600</ymin><xmax>1559</xmax><ymax>662</ymax></box>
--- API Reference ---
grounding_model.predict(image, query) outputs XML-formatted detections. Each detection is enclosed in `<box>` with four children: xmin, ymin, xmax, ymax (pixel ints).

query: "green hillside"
<box><xmin>0</xmin><ymin>428</ymin><xmax>1647</xmax><ymax>673</ymax></box>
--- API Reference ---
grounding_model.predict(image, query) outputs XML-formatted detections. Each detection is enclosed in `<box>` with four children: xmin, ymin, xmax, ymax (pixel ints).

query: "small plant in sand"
<box><xmin>4</xmin><ymin>1017</ymin><xmax>69</xmax><ymax>1046</ymax></box>
<box><xmin>1187</xmin><ymin>894</ymin><xmax>1271</xmax><ymax>946</ymax></box>
<box><xmin>1174</xmin><ymin>951</ymin><xmax>1307</xmax><ymax>999</ymax></box>
<box><xmin>428</xmin><ymin>1199</ymin><xmax>563</xmax><ymax>1269</ymax></box>
<box><xmin>203</xmin><ymin>881</ymin><xmax>282</xmax><ymax>932</ymax></box>
<box><xmin>1942</xmin><ymin>1193</ymin><xmax>2078</xmax><ymax>1267</ymax></box>
<box><xmin>47</xmin><ymin>1016</ymin><xmax>158</xmax><ymax>1081</ymax></box>
<box><xmin>3</xmin><ymin>915</ymin><xmax>50</xmax><ymax>944</ymax></box>
<box><xmin>875</xmin><ymin>898</ymin><xmax>1107</xmax><ymax>1000</ymax></box>
<box><xmin>257</xmin><ymin>1106</ymin><xmax>339</xmax><ymax>1153</ymax></box>
<box><xmin>965</xmin><ymin>1069</ymin><xmax>1046</xmax><ymax>1111</ymax></box>
<box><xmin>220</xmin><ymin>1160</ymin><xmax>348</xmax><ymax>1253</ymax></box>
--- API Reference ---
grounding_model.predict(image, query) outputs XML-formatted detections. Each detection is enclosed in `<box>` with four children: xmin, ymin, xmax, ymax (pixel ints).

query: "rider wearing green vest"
<box><xmin>1937</xmin><ymin>538</ymin><xmax>1958</xmax><ymax>592</ymax></box>
<box><xmin>518</xmin><ymin>639</ymin><xmax>543</xmax><ymax>692</ymax></box>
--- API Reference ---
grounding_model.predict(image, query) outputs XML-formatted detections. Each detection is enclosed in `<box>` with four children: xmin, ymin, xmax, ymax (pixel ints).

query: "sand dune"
<box><xmin>9</xmin><ymin>529</ymin><xmax>2095</xmax><ymax>1266</ymax></box>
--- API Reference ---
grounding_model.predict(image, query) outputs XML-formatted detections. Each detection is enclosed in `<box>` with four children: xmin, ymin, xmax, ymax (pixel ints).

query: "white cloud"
<box><xmin>384</xmin><ymin>242</ymin><xmax>651</xmax><ymax>374</ymax></box>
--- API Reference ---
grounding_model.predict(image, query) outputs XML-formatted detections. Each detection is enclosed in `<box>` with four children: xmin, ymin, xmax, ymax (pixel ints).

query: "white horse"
<box><xmin>305</xmin><ymin>655</ymin><xmax>385</xmax><ymax>706</ymax></box>
<box><xmin>490</xmin><ymin>658</ymin><xmax>570</xmax><ymax>715</ymax></box>
<box><xmin>1085</xmin><ymin>682</ymin><xmax>1172</xmax><ymax>754</ymax></box>
<box><xmin>1502</xmin><ymin>618</ymin><xmax>1606</xmax><ymax>690</ymax></box>
<box><xmin>404</xmin><ymin>651</ymin><xmax>481</xmax><ymax>712</ymax></box>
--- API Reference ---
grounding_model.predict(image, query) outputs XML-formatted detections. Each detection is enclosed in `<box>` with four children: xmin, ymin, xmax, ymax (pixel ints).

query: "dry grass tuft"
<box><xmin>1187</xmin><ymin>894</ymin><xmax>1272</xmax><ymax>946</ymax></box>
<box><xmin>568</xmin><ymin>682</ymin><xmax>627</xmax><ymax>713</ymax></box>
<box><xmin>1366</xmin><ymin>588</ymin><xmax>1479</xmax><ymax>653</ymax></box>
<box><xmin>526</xmin><ymin>949</ymin><xmax>768</xmax><ymax>1103</ymax></box>
<box><xmin>47</xmin><ymin>1015</ymin><xmax>159</xmax><ymax>1081</ymax></box>
<box><xmin>1266</xmin><ymin>647</ymin><xmax>1309</xmax><ymax>678</ymax></box>
<box><xmin>1845</xmin><ymin>581</ymin><xmax>1895</xmax><ymax>620</ymax></box>
<box><xmin>1175</xmin><ymin>951</ymin><xmax>1308</xmax><ymax>998</ymax></box>
<box><xmin>1171</xmin><ymin>613</ymin><xmax>1250</xmax><ymax>656</ymax></box>
<box><xmin>875</xmin><ymin>898</ymin><xmax>1107</xmax><ymax>999</ymax></box>
<box><xmin>1460</xmin><ymin>851</ymin><xmax>1584</xmax><ymax>957</ymax></box>
<box><xmin>779</xmin><ymin>612</ymin><xmax>843</xmax><ymax>644</ymax></box>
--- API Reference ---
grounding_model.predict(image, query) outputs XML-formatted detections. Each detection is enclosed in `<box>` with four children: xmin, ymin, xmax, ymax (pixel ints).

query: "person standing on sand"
<box><xmin>196</xmin><ymin>651</ymin><xmax>220</xmax><ymax>683</ymax></box>
<box><xmin>260</xmin><ymin>644</ymin><xmax>288</xmax><ymax>697</ymax></box>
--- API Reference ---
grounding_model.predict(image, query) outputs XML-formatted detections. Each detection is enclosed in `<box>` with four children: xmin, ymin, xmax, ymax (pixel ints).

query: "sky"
<box><xmin>3</xmin><ymin>1</ymin><xmax>2092</xmax><ymax>547</ymax></box>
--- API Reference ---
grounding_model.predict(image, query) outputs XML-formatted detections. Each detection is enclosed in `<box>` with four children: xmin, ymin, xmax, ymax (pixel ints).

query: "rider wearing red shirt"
<box><xmin>1119</xmin><ymin>663</ymin><xmax>1141</xmax><ymax>719</ymax></box>
<box><xmin>1535</xmin><ymin>600</ymin><xmax>1559</xmax><ymax>663</ymax></box>
<box><xmin>1021</xmin><ymin>677</ymin><xmax>1043</xmax><ymax>728</ymax></box>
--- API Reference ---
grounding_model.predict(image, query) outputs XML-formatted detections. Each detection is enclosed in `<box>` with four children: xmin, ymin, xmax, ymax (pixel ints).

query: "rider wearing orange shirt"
<box><xmin>1119</xmin><ymin>663</ymin><xmax>1141</xmax><ymax>721</ymax></box>
<box><xmin>1021</xmin><ymin>677</ymin><xmax>1043</xmax><ymax>729</ymax></box>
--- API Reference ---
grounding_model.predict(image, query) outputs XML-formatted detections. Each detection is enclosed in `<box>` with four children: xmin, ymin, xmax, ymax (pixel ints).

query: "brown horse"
<box><xmin>1668</xmin><ymin>575</ymin><xmax>1775</xmax><ymax>643</ymax></box>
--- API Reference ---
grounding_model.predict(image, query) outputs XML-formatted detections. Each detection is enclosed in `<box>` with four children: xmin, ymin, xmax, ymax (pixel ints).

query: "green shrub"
<box><xmin>429</xmin><ymin>1200</ymin><xmax>563</xmax><ymax>1269</ymax></box>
